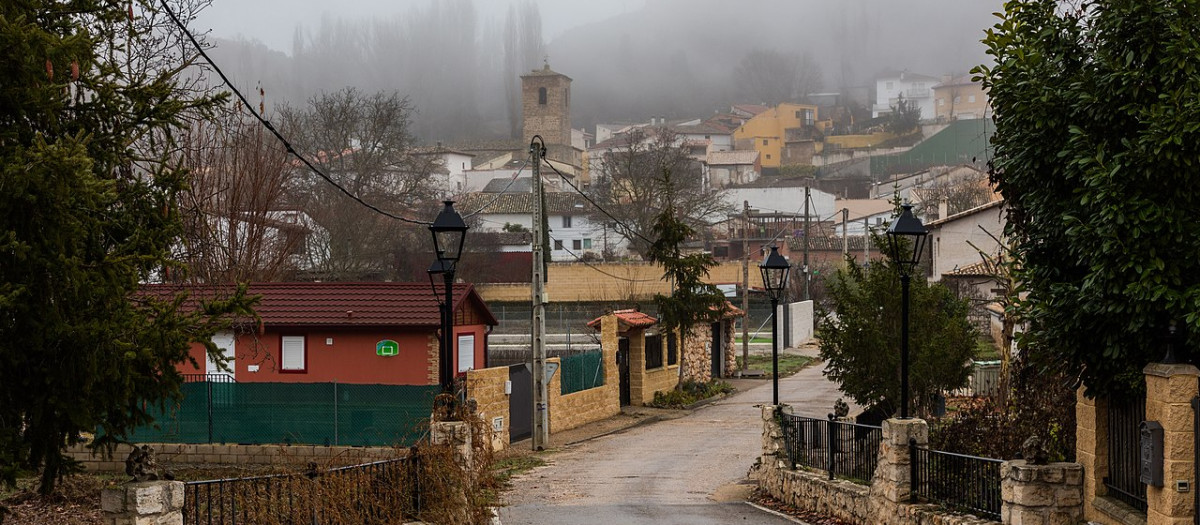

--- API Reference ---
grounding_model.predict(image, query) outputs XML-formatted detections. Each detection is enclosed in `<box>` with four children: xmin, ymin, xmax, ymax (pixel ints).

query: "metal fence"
<box><xmin>779</xmin><ymin>412</ymin><xmax>882</xmax><ymax>483</ymax></box>
<box><xmin>560</xmin><ymin>350</ymin><xmax>605</xmax><ymax>395</ymax></box>
<box><xmin>1105</xmin><ymin>395</ymin><xmax>1148</xmax><ymax>511</ymax></box>
<box><xmin>184</xmin><ymin>456</ymin><xmax>420</xmax><ymax>525</ymax></box>
<box><xmin>910</xmin><ymin>442</ymin><xmax>1003</xmax><ymax>520</ymax></box>
<box><xmin>129</xmin><ymin>381</ymin><xmax>440</xmax><ymax>447</ymax></box>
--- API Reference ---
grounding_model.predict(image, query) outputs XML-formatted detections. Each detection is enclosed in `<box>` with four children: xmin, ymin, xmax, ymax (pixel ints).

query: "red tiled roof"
<box><xmin>587</xmin><ymin>308</ymin><xmax>658</xmax><ymax>331</ymax></box>
<box><xmin>140</xmin><ymin>282</ymin><xmax>497</xmax><ymax>328</ymax></box>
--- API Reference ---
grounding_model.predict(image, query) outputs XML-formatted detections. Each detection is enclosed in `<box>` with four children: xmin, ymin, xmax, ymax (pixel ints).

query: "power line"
<box><xmin>541</xmin><ymin>160</ymin><xmax>657</xmax><ymax>246</ymax></box>
<box><xmin>158</xmin><ymin>0</ymin><xmax>430</xmax><ymax>226</ymax></box>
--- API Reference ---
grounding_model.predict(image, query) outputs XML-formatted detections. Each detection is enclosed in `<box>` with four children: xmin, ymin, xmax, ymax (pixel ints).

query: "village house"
<box><xmin>149</xmin><ymin>282</ymin><xmax>497</xmax><ymax>385</ymax></box>
<box><xmin>872</xmin><ymin>69</ymin><xmax>940</xmax><ymax>120</ymax></box>
<box><xmin>932</xmin><ymin>74</ymin><xmax>991</xmax><ymax>122</ymax></box>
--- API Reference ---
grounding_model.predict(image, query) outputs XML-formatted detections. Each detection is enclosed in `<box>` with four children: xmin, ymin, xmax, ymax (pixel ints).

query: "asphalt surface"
<box><xmin>498</xmin><ymin>355</ymin><xmax>854</xmax><ymax>525</ymax></box>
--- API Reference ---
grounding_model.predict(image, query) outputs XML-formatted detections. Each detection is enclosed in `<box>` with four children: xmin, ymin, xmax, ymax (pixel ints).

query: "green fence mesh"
<box><xmin>560</xmin><ymin>351</ymin><xmax>605</xmax><ymax>395</ymax></box>
<box><xmin>127</xmin><ymin>382</ymin><xmax>440</xmax><ymax>447</ymax></box>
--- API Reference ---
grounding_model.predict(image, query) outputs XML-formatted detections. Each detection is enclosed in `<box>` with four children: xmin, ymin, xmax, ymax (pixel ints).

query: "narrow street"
<box><xmin>498</xmin><ymin>358</ymin><xmax>850</xmax><ymax>525</ymax></box>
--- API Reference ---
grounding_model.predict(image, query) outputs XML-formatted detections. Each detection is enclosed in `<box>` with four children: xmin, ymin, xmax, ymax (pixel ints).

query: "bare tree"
<box><xmin>589</xmin><ymin>128</ymin><xmax>733</xmax><ymax>258</ymax></box>
<box><xmin>732</xmin><ymin>48</ymin><xmax>823</xmax><ymax>106</ymax></box>
<box><xmin>176</xmin><ymin>102</ymin><xmax>304</xmax><ymax>283</ymax></box>
<box><xmin>280</xmin><ymin>88</ymin><xmax>440</xmax><ymax>281</ymax></box>
<box><xmin>914</xmin><ymin>169</ymin><xmax>993</xmax><ymax>221</ymax></box>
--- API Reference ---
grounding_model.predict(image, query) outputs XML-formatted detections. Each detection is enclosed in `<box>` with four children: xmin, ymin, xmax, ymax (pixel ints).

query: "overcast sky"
<box><xmin>196</xmin><ymin>0</ymin><xmax>646</xmax><ymax>55</ymax></box>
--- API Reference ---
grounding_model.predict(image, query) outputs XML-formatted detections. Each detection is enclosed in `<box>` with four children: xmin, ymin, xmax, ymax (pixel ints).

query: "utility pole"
<box><xmin>842</xmin><ymin>208</ymin><xmax>849</xmax><ymax>256</ymax></box>
<box><xmin>741</xmin><ymin>200</ymin><xmax>750</xmax><ymax>373</ymax></box>
<box><xmin>803</xmin><ymin>184</ymin><xmax>810</xmax><ymax>301</ymax></box>
<box><xmin>863</xmin><ymin>217</ymin><xmax>870</xmax><ymax>262</ymax></box>
<box><xmin>530</xmin><ymin>137</ymin><xmax>549</xmax><ymax>451</ymax></box>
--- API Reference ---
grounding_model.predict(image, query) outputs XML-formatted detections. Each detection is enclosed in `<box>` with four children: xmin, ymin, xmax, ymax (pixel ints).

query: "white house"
<box><xmin>706</xmin><ymin>150</ymin><xmax>760</xmax><ymax>188</ymax></box>
<box><xmin>925</xmin><ymin>199</ymin><xmax>1006</xmax><ymax>280</ymax></box>
<box><xmin>454</xmin><ymin>191</ymin><xmax>628</xmax><ymax>261</ymax></box>
<box><xmin>723</xmin><ymin>182</ymin><xmax>836</xmax><ymax>223</ymax></box>
<box><xmin>413</xmin><ymin>145</ymin><xmax>475</xmax><ymax>197</ymax></box>
<box><xmin>872</xmin><ymin>70</ymin><xmax>941</xmax><ymax>120</ymax></box>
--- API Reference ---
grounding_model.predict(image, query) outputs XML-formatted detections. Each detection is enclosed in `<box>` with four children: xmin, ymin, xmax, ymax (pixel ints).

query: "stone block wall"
<box><xmin>466</xmin><ymin>365</ymin><xmax>511</xmax><ymax>451</ymax></box>
<box><xmin>1144</xmin><ymin>363</ymin><xmax>1198</xmax><ymax>525</ymax></box>
<box><xmin>682</xmin><ymin>323</ymin><xmax>714</xmax><ymax>382</ymax></box>
<box><xmin>66</xmin><ymin>443</ymin><xmax>402</xmax><ymax>473</ymax></box>
<box><xmin>1000</xmin><ymin>461</ymin><xmax>1084</xmax><ymax>524</ymax></box>
<box><xmin>627</xmin><ymin>326</ymin><xmax>680</xmax><ymax>405</ymax></box>
<box><xmin>547</xmin><ymin>315</ymin><xmax>620</xmax><ymax>433</ymax></box>
<box><xmin>102</xmin><ymin>480</ymin><xmax>184</xmax><ymax>525</ymax></box>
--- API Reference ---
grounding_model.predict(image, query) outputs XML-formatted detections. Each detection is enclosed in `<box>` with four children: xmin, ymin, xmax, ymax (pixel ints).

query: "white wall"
<box><xmin>774</xmin><ymin>300</ymin><xmax>814</xmax><ymax>349</ymax></box>
<box><xmin>930</xmin><ymin>204</ymin><xmax>1006</xmax><ymax>279</ymax></box>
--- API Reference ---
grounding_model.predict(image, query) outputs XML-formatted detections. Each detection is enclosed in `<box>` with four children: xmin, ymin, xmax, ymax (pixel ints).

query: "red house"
<box><xmin>146</xmin><ymin>282</ymin><xmax>497</xmax><ymax>385</ymax></box>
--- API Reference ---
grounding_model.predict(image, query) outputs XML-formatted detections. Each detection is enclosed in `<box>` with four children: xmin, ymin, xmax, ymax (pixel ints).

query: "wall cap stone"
<box><xmin>1144</xmin><ymin>362</ymin><xmax>1200</xmax><ymax>378</ymax></box>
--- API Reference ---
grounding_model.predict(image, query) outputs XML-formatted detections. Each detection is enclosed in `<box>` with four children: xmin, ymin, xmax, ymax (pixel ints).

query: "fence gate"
<box><xmin>617</xmin><ymin>338</ymin><xmax>631</xmax><ymax>406</ymax></box>
<box><xmin>508</xmin><ymin>364</ymin><xmax>532</xmax><ymax>442</ymax></box>
<box><xmin>710</xmin><ymin>322</ymin><xmax>723</xmax><ymax>379</ymax></box>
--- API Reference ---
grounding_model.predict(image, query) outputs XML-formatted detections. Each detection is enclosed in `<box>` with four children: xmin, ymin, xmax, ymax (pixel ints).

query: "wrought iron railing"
<box><xmin>183</xmin><ymin>456</ymin><xmax>420</xmax><ymax>524</ymax></box>
<box><xmin>910</xmin><ymin>442</ymin><xmax>1002</xmax><ymax>520</ymax></box>
<box><xmin>1104</xmin><ymin>395</ymin><xmax>1147</xmax><ymax>511</ymax></box>
<box><xmin>779</xmin><ymin>412</ymin><xmax>882</xmax><ymax>484</ymax></box>
<box><xmin>182</xmin><ymin>373</ymin><xmax>237</xmax><ymax>383</ymax></box>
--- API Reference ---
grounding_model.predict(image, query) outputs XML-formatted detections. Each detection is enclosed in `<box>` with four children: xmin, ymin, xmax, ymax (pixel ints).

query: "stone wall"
<box><xmin>102</xmin><ymin>480</ymin><xmax>184</xmax><ymax>525</ymax></box>
<box><xmin>1144</xmin><ymin>363</ymin><xmax>1198</xmax><ymax>525</ymax></box>
<box><xmin>627</xmin><ymin>325</ymin><xmax>680</xmax><ymax>405</ymax></box>
<box><xmin>682</xmin><ymin>323</ymin><xmax>714</xmax><ymax>382</ymax></box>
<box><xmin>547</xmin><ymin>315</ymin><xmax>621</xmax><ymax>433</ymax></box>
<box><xmin>758</xmin><ymin>405</ymin><xmax>1084</xmax><ymax>525</ymax></box>
<box><xmin>67</xmin><ymin>442</ymin><xmax>402</xmax><ymax>473</ymax></box>
<box><xmin>466</xmin><ymin>365</ymin><xmax>511</xmax><ymax>451</ymax></box>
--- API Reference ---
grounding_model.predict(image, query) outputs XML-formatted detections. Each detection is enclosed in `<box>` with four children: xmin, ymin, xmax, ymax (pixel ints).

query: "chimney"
<box><xmin>938</xmin><ymin>198</ymin><xmax>949</xmax><ymax>220</ymax></box>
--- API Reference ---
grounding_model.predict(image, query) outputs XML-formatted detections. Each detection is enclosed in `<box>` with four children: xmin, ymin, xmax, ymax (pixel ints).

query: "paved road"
<box><xmin>498</xmin><ymin>360</ymin><xmax>853</xmax><ymax>525</ymax></box>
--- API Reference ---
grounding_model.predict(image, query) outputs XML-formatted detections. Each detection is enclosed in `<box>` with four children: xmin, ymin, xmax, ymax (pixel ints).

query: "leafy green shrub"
<box><xmin>649</xmin><ymin>380</ymin><xmax>735</xmax><ymax>409</ymax></box>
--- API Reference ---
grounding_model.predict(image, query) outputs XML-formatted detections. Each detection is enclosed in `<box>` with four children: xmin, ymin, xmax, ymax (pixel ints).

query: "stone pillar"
<box><xmin>1076</xmin><ymin>387</ymin><xmax>1112</xmax><ymax>523</ymax></box>
<box><xmin>431</xmin><ymin>420</ymin><xmax>473</xmax><ymax>471</ymax></box>
<box><xmin>876</xmin><ymin>418</ymin><xmax>927</xmax><ymax>504</ymax></box>
<box><xmin>101</xmin><ymin>481</ymin><xmax>185</xmax><ymax>525</ymax></box>
<box><xmin>1144</xmin><ymin>363</ymin><xmax>1199</xmax><ymax>525</ymax></box>
<box><xmin>1001</xmin><ymin>460</ymin><xmax>1084</xmax><ymax>524</ymax></box>
<box><xmin>761</xmin><ymin>405</ymin><xmax>789</xmax><ymax>469</ymax></box>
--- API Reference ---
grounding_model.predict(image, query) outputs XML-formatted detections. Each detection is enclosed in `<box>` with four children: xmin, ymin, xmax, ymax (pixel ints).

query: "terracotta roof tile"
<box><xmin>140</xmin><ymin>282</ymin><xmax>496</xmax><ymax>328</ymax></box>
<box><xmin>587</xmin><ymin>308</ymin><xmax>659</xmax><ymax>331</ymax></box>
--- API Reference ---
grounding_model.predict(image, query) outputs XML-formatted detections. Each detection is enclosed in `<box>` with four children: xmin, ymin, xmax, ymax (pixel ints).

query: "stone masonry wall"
<box><xmin>67</xmin><ymin>442</ymin><xmax>403</xmax><ymax>473</ymax></box>
<box><xmin>628</xmin><ymin>326</ymin><xmax>680</xmax><ymax>405</ymax></box>
<box><xmin>547</xmin><ymin>315</ymin><xmax>620</xmax><ymax>433</ymax></box>
<box><xmin>682</xmin><ymin>323</ymin><xmax>714</xmax><ymax>383</ymax></box>
<box><xmin>1000</xmin><ymin>461</ymin><xmax>1084</xmax><ymax>524</ymax></box>
<box><xmin>466</xmin><ymin>365</ymin><xmax>511</xmax><ymax>451</ymax></box>
<box><xmin>759</xmin><ymin>406</ymin><xmax>1011</xmax><ymax>525</ymax></box>
<box><xmin>1144</xmin><ymin>363</ymin><xmax>1198</xmax><ymax>525</ymax></box>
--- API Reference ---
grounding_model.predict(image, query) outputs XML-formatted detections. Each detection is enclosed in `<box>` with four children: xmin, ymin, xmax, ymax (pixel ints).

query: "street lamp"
<box><xmin>759</xmin><ymin>245</ymin><xmax>791</xmax><ymax>406</ymax></box>
<box><xmin>885</xmin><ymin>203</ymin><xmax>928</xmax><ymax>419</ymax></box>
<box><xmin>429</xmin><ymin>201</ymin><xmax>468</xmax><ymax>392</ymax></box>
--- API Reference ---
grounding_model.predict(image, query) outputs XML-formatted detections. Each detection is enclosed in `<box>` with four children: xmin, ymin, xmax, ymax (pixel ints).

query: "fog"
<box><xmin>195</xmin><ymin>0</ymin><xmax>1001</xmax><ymax>144</ymax></box>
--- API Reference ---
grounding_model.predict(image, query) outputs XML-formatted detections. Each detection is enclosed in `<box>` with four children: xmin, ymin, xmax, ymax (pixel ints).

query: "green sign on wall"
<box><xmin>376</xmin><ymin>339</ymin><xmax>399</xmax><ymax>357</ymax></box>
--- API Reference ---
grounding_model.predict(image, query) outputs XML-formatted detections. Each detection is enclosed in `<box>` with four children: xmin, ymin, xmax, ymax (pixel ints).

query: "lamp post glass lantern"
<box><xmin>759</xmin><ymin>246</ymin><xmax>791</xmax><ymax>406</ymax></box>
<box><xmin>885</xmin><ymin>203</ymin><xmax>927</xmax><ymax>419</ymax></box>
<box><xmin>429</xmin><ymin>202</ymin><xmax>468</xmax><ymax>394</ymax></box>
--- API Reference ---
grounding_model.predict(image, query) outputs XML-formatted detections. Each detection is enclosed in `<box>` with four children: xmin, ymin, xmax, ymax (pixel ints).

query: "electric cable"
<box><xmin>158</xmin><ymin>0</ymin><xmax>430</xmax><ymax>225</ymax></box>
<box><xmin>541</xmin><ymin>159</ymin><xmax>657</xmax><ymax>246</ymax></box>
<box><xmin>462</xmin><ymin>159</ymin><xmax>529</xmax><ymax>218</ymax></box>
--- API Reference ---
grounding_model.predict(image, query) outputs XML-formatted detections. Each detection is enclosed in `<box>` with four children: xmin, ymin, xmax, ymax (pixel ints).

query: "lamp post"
<box><xmin>885</xmin><ymin>203</ymin><xmax>928</xmax><ymax>419</ymax></box>
<box><xmin>428</xmin><ymin>201</ymin><xmax>468</xmax><ymax>393</ymax></box>
<box><xmin>759</xmin><ymin>245</ymin><xmax>791</xmax><ymax>406</ymax></box>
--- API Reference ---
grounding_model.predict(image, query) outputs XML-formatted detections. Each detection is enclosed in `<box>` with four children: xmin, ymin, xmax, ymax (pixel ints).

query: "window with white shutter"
<box><xmin>457</xmin><ymin>334</ymin><xmax>476</xmax><ymax>373</ymax></box>
<box><xmin>281</xmin><ymin>335</ymin><xmax>306</xmax><ymax>372</ymax></box>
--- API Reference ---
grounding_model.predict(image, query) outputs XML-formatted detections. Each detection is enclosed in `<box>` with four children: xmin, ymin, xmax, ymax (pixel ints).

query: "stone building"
<box><xmin>521</xmin><ymin>64</ymin><xmax>572</xmax><ymax>147</ymax></box>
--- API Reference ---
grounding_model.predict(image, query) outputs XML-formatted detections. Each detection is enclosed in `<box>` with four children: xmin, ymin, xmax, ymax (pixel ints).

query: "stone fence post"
<box><xmin>1000</xmin><ymin>460</ymin><xmax>1084</xmax><ymax>524</ymax></box>
<box><xmin>761</xmin><ymin>404</ymin><xmax>789</xmax><ymax>469</ymax></box>
<box><xmin>431</xmin><ymin>420</ymin><xmax>473</xmax><ymax>471</ymax></box>
<box><xmin>1144</xmin><ymin>362</ymin><xmax>1199</xmax><ymax>525</ymax></box>
<box><xmin>101</xmin><ymin>480</ymin><xmax>184</xmax><ymax>525</ymax></box>
<box><xmin>873</xmin><ymin>417</ymin><xmax>928</xmax><ymax>504</ymax></box>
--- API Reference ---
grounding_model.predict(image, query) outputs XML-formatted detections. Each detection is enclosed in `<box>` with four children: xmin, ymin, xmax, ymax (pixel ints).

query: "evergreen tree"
<box><xmin>0</xmin><ymin>0</ymin><xmax>250</xmax><ymax>495</ymax></box>
<box><xmin>978</xmin><ymin>0</ymin><xmax>1200</xmax><ymax>396</ymax></box>
<box><xmin>819</xmin><ymin>248</ymin><xmax>977</xmax><ymax>417</ymax></box>
<box><xmin>645</xmin><ymin>169</ymin><xmax>730</xmax><ymax>385</ymax></box>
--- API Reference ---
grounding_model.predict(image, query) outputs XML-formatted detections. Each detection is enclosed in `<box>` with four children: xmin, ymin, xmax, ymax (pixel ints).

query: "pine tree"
<box><xmin>0</xmin><ymin>0</ymin><xmax>250</xmax><ymax>495</ymax></box>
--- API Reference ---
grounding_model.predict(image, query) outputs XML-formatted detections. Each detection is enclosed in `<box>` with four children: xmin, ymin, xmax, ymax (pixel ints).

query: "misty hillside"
<box><xmin>200</xmin><ymin>0</ymin><xmax>1001</xmax><ymax>144</ymax></box>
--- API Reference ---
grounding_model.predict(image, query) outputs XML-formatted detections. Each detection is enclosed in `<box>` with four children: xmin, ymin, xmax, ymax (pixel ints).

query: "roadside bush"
<box><xmin>649</xmin><ymin>380</ymin><xmax>735</xmax><ymax>409</ymax></box>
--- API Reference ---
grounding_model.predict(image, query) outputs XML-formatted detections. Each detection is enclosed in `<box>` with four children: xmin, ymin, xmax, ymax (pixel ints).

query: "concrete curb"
<box><xmin>563</xmin><ymin>414</ymin><xmax>665</xmax><ymax>446</ymax></box>
<box><xmin>744</xmin><ymin>501</ymin><xmax>814</xmax><ymax>524</ymax></box>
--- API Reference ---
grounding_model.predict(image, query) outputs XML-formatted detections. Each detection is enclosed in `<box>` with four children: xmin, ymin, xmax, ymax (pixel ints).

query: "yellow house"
<box><xmin>732</xmin><ymin>103</ymin><xmax>822</xmax><ymax>171</ymax></box>
<box><xmin>933</xmin><ymin>75</ymin><xmax>991</xmax><ymax>122</ymax></box>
